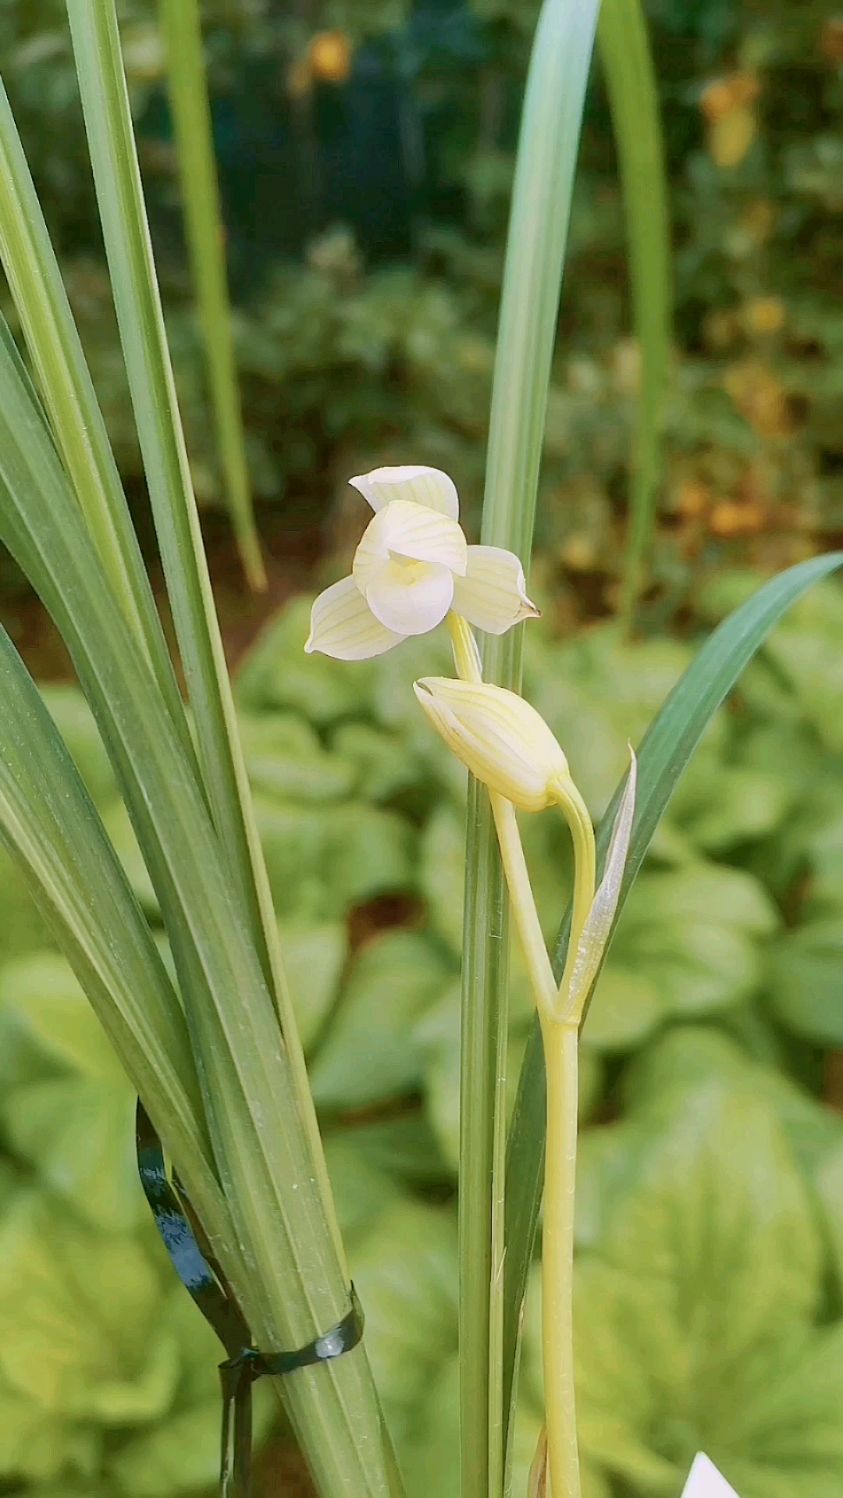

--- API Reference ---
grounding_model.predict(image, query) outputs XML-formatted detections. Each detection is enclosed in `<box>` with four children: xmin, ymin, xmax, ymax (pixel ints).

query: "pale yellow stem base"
<box><xmin>541</xmin><ymin>1019</ymin><xmax>580</xmax><ymax>1498</ymax></box>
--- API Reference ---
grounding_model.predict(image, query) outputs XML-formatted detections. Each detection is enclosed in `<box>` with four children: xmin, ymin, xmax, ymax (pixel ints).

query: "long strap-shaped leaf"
<box><xmin>0</xmin><ymin>75</ymin><xmax>191</xmax><ymax>750</ymax></box>
<box><xmin>65</xmin><ymin>0</ymin><xmax>344</xmax><ymax>1273</ymax></box>
<box><xmin>65</xmin><ymin>0</ymin><xmax>264</xmax><ymax>952</ymax></box>
<box><xmin>501</xmin><ymin>551</ymin><xmax>843</xmax><ymax>1448</ymax></box>
<box><xmin>0</xmin><ymin>624</ymin><xmax>242</xmax><ymax>1281</ymax></box>
<box><xmin>460</xmin><ymin>6</ymin><xmax>600</xmax><ymax>1496</ymax></box>
<box><xmin>136</xmin><ymin>1104</ymin><xmax>365</xmax><ymax>1498</ymax></box>
<box><xmin>0</xmin><ymin>333</ymin><xmax>398</xmax><ymax>1498</ymax></box>
<box><xmin>157</xmin><ymin>0</ymin><xmax>266</xmax><ymax>592</ymax></box>
<box><xmin>598</xmin><ymin>0</ymin><xmax>672</xmax><ymax>625</ymax></box>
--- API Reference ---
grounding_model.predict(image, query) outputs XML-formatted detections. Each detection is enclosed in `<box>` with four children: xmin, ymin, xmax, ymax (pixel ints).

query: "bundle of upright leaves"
<box><xmin>0</xmin><ymin>6</ymin><xmax>398</xmax><ymax>1495</ymax></box>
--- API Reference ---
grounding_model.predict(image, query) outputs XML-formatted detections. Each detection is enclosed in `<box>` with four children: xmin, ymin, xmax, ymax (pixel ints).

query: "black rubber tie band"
<box><xmin>136</xmin><ymin>1101</ymin><xmax>364</xmax><ymax>1498</ymax></box>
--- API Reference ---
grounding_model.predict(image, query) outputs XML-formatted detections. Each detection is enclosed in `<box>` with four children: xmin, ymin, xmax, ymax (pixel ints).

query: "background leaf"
<box><xmin>312</xmin><ymin>932</ymin><xmax>451</xmax><ymax>1111</ymax></box>
<box><xmin>0</xmin><ymin>1193</ymin><xmax>177</xmax><ymax>1424</ymax></box>
<box><xmin>586</xmin><ymin>863</ymin><xmax>776</xmax><ymax>1049</ymax></box>
<box><xmin>351</xmin><ymin>1201</ymin><xmax>458</xmax><ymax>1452</ymax></box>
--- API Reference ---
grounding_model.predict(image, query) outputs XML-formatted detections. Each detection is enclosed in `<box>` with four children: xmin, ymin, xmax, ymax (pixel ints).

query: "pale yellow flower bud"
<box><xmin>413</xmin><ymin>676</ymin><xmax>569</xmax><ymax>811</ymax></box>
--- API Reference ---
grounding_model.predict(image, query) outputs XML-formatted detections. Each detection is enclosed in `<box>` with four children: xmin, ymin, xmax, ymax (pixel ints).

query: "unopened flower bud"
<box><xmin>414</xmin><ymin>676</ymin><xmax>569</xmax><ymax>811</ymax></box>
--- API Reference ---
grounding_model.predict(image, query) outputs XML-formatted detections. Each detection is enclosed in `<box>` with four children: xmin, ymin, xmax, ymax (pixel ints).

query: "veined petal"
<box><xmin>366</xmin><ymin>560</ymin><xmax>454</xmax><ymax>636</ymax></box>
<box><xmin>305</xmin><ymin>575</ymin><xmax>404</xmax><ymax>660</ymax></box>
<box><xmin>413</xmin><ymin>676</ymin><xmax>568</xmax><ymax>811</ymax></box>
<box><xmin>349</xmin><ymin>465</ymin><xmax>460</xmax><ymax>520</ymax></box>
<box><xmin>680</xmin><ymin>1455</ymin><xmax>740</xmax><ymax>1498</ymax></box>
<box><xmin>452</xmin><ymin>545</ymin><xmax>540</xmax><ymax>634</ymax></box>
<box><xmin>353</xmin><ymin>499</ymin><xmax>467</xmax><ymax>590</ymax></box>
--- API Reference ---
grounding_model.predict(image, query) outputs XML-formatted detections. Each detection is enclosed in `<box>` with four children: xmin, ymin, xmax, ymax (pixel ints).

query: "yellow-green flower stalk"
<box><xmin>416</xmin><ymin>647</ymin><xmax>636</xmax><ymax>1498</ymax></box>
<box><xmin>415</xmin><ymin>661</ymin><xmax>588</xmax><ymax>1496</ymax></box>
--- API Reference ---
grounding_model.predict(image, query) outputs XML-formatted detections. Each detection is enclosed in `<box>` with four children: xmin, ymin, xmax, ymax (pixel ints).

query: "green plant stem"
<box><xmin>541</xmin><ymin>1018</ymin><xmax>580</xmax><ymax>1498</ymax></box>
<box><xmin>451</xmin><ymin>611</ymin><xmax>559</xmax><ymax>1489</ymax></box>
<box><xmin>540</xmin><ymin>784</ymin><xmax>595</xmax><ymax>1498</ymax></box>
<box><xmin>157</xmin><ymin>0</ymin><xmax>265</xmax><ymax>591</ymax></box>
<box><xmin>491</xmin><ymin>795</ymin><xmax>557</xmax><ymax>1017</ymax></box>
<box><xmin>450</xmin><ymin>610</ymin><xmax>560</xmax><ymax>1495</ymax></box>
<box><xmin>449</xmin><ymin>612</ymin><xmax>514</xmax><ymax>1497</ymax></box>
<box><xmin>460</xmin><ymin>774</ymin><xmax>510</xmax><ymax>1498</ymax></box>
<box><xmin>449</xmin><ymin>612</ymin><xmax>587</xmax><ymax>1497</ymax></box>
<box><xmin>551</xmin><ymin>778</ymin><xmax>597</xmax><ymax>1018</ymax></box>
<box><xmin>0</xmin><ymin>78</ymin><xmax>190</xmax><ymax>743</ymax></box>
<box><xmin>598</xmin><ymin>0</ymin><xmax>672</xmax><ymax>628</ymax></box>
<box><xmin>461</xmin><ymin>6</ymin><xmax>599</xmax><ymax>1486</ymax></box>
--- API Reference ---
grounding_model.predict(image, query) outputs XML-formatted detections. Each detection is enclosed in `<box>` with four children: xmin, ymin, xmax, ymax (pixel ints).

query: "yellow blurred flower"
<box><xmin>708</xmin><ymin>108</ymin><xmax>757</xmax><ymax>168</ymax></box>
<box><xmin>709</xmin><ymin>500</ymin><xmax>765</xmax><ymax>539</ymax></box>
<box><xmin>701</xmin><ymin>73</ymin><xmax>761</xmax><ymax>168</ymax></box>
<box><xmin>309</xmin><ymin>30</ymin><xmax>353</xmax><ymax>84</ymax></box>
<box><xmin>700</xmin><ymin>72</ymin><xmax>761</xmax><ymax>122</ymax></box>
<box><xmin>742</xmin><ymin>296</ymin><xmax>786</xmax><ymax>338</ymax></box>
<box><xmin>676</xmin><ymin>480</ymin><xmax>711</xmax><ymax>520</ymax></box>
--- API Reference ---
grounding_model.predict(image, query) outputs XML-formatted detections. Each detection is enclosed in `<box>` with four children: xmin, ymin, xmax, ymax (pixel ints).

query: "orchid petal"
<box><xmin>349</xmin><ymin>465</ymin><xmax>460</xmax><ymax>519</ymax></box>
<box><xmin>353</xmin><ymin>499</ymin><xmax>467</xmax><ymax>591</ymax></box>
<box><xmin>452</xmin><ymin>545</ymin><xmax>540</xmax><ymax>634</ymax></box>
<box><xmin>305</xmin><ymin>575</ymin><xmax>403</xmax><ymax>660</ymax></box>
<box><xmin>366</xmin><ymin>560</ymin><xmax>454</xmax><ymax>636</ymax></box>
<box><xmin>680</xmin><ymin>1455</ymin><xmax>740</xmax><ymax>1498</ymax></box>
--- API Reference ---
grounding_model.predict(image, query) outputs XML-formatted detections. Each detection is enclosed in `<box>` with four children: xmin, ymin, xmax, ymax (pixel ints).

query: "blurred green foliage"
<box><xmin>0</xmin><ymin>0</ymin><xmax>840</xmax><ymax>609</ymax></box>
<box><xmin>3</xmin><ymin>581</ymin><xmax>843</xmax><ymax>1494</ymax></box>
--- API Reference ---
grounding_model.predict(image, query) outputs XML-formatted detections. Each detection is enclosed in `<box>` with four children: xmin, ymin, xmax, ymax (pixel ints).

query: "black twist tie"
<box><xmin>136</xmin><ymin>1101</ymin><xmax>364</xmax><ymax>1498</ymax></box>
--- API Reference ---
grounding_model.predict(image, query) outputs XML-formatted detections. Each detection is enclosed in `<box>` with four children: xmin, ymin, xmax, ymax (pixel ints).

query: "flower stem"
<box><xmin>450</xmin><ymin>610</ymin><xmax>557</xmax><ymax>1495</ymax></box>
<box><xmin>449</xmin><ymin>610</ymin><xmax>508</xmax><ymax>1498</ymax></box>
<box><xmin>489</xmin><ymin>797</ymin><xmax>558</xmax><ymax>1015</ymax></box>
<box><xmin>541</xmin><ymin>1017</ymin><xmax>580</xmax><ymax>1498</ymax></box>
<box><xmin>447</xmin><ymin>612</ymin><xmax>588</xmax><ymax>1498</ymax></box>
<box><xmin>550</xmin><ymin>776</ymin><xmax>597</xmax><ymax>1019</ymax></box>
<box><xmin>448</xmin><ymin>611</ymin><xmax>483</xmax><ymax>684</ymax></box>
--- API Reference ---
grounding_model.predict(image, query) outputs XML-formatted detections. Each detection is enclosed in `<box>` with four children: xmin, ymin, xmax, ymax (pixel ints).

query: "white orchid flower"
<box><xmin>681</xmin><ymin>1454</ymin><xmax>740</xmax><ymax>1498</ymax></box>
<box><xmin>305</xmin><ymin>465</ymin><xmax>539</xmax><ymax>660</ymax></box>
